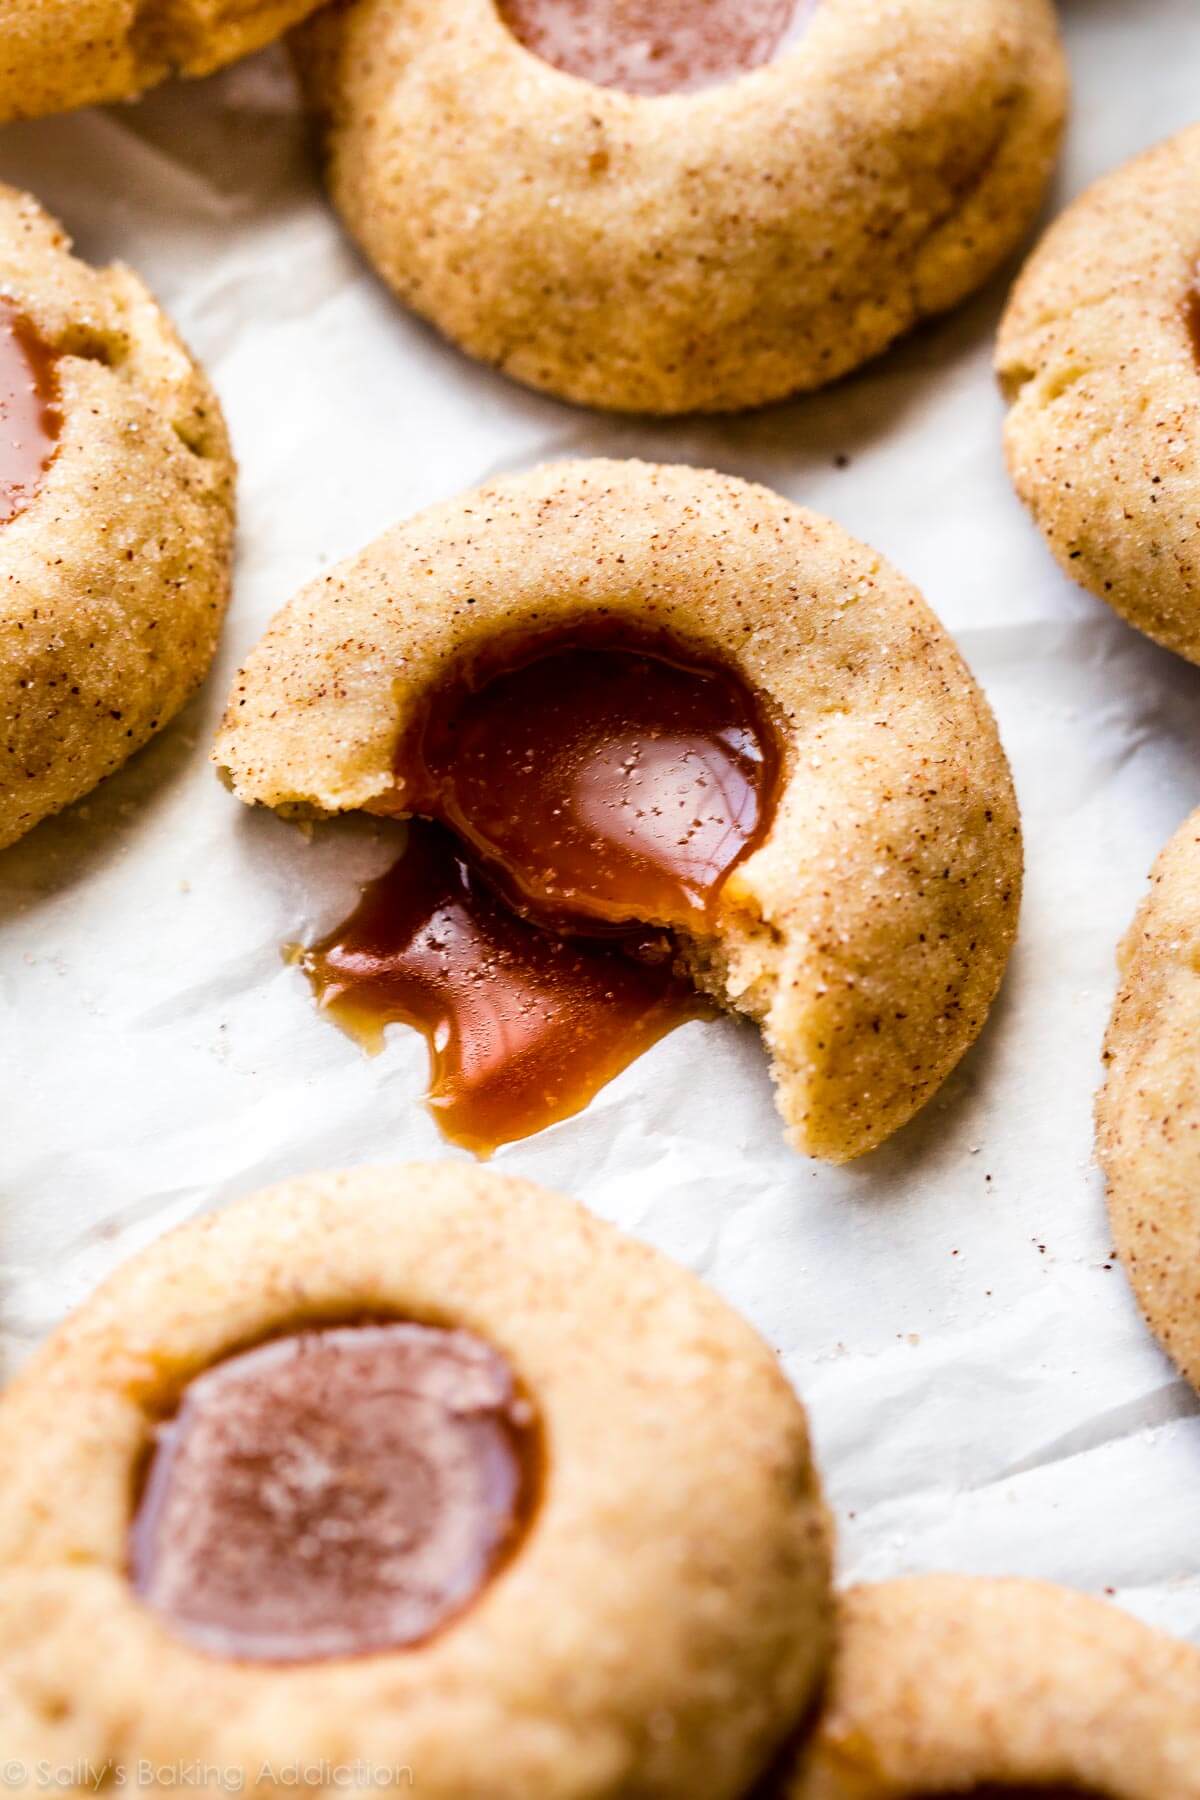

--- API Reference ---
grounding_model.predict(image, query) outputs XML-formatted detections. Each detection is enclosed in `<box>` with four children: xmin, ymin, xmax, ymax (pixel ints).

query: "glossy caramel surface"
<box><xmin>408</xmin><ymin>632</ymin><xmax>779</xmax><ymax>931</ymax></box>
<box><xmin>0</xmin><ymin>299</ymin><xmax>59</xmax><ymax>525</ymax></box>
<box><xmin>496</xmin><ymin>0</ymin><xmax>811</xmax><ymax>96</ymax></box>
<box><xmin>131</xmin><ymin>1322</ymin><xmax>533</xmax><ymax>1662</ymax></box>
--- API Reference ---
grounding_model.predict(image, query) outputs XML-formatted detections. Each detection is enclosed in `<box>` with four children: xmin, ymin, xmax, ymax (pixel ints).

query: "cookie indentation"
<box><xmin>495</xmin><ymin>0</ymin><xmax>814</xmax><ymax>97</ymax></box>
<box><xmin>407</xmin><ymin>630</ymin><xmax>779</xmax><ymax>929</ymax></box>
<box><xmin>0</xmin><ymin>301</ymin><xmax>60</xmax><ymax>526</ymax></box>
<box><xmin>1186</xmin><ymin>283</ymin><xmax>1200</xmax><ymax>363</ymax></box>
<box><xmin>130</xmin><ymin>1323</ymin><xmax>536</xmax><ymax>1662</ymax></box>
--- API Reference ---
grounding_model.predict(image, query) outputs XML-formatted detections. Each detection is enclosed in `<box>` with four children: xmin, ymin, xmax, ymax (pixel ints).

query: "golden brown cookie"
<box><xmin>212</xmin><ymin>458</ymin><xmax>1021</xmax><ymax>1162</ymax></box>
<box><xmin>0</xmin><ymin>1163</ymin><xmax>832</xmax><ymax>1800</ymax></box>
<box><xmin>1097</xmin><ymin>808</ymin><xmax>1200</xmax><ymax>1392</ymax></box>
<box><xmin>781</xmin><ymin>1575</ymin><xmax>1200</xmax><ymax>1798</ymax></box>
<box><xmin>998</xmin><ymin>125</ymin><xmax>1200</xmax><ymax>665</ymax></box>
<box><xmin>0</xmin><ymin>0</ymin><xmax>328</xmax><ymax>122</ymax></box>
<box><xmin>293</xmin><ymin>0</ymin><xmax>1067</xmax><ymax>414</ymax></box>
<box><xmin>0</xmin><ymin>184</ymin><xmax>234</xmax><ymax>851</ymax></box>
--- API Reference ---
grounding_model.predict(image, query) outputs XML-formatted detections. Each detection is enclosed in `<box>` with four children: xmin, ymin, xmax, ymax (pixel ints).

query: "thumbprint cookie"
<box><xmin>212</xmin><ymin>459</ymin><xmax>1021</xmax><ymax>1161</ymax></box>
<box><xmin>999</xmin><ymin>125</ymin><xmax>1200</xmax><ymax>665</ymax></box>
<box><xmin>0</xmin><ymin>1163</ymin><xmax>831</xmax><ymax>1800</ymax></box>
<box><xmin>292</xmin><ymin>0</ymin><xmax>1067</xmax><ymax>413</ymax></box>
<box><xmin>0</xmin><ymin>184</ymin><xmax>234</xmax><ymax>849</ymax></box>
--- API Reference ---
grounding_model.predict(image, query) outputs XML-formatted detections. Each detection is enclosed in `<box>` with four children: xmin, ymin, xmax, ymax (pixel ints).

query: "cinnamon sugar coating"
<box><xmin>999</xmin><ymin>125</ymin><xmax>1200</xmax><ymax>665</ymax></box>
<box><xmin>1098</xmin><ymin>808</ymin><xmax>1200</xmax><ymax>1394</ymax></box>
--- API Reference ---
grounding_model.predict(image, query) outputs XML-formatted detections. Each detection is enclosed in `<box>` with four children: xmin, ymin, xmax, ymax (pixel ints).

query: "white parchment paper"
<box><xmin>2</xmin><ymin>0</ymin><xmax>1199</xmax><ymax>1639</ymax></box>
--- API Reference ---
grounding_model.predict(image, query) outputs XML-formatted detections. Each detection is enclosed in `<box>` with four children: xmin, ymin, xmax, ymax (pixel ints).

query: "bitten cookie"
<box><xmin>293</xmin><ymin>0</ymin><xmax>1067</xmax><ymax>413</ymax></box>
<box><xmin>0</xmin><ymin>0</ymin><xmax>328</xmax><ymax>122</ymax></box>
<box><xmin>781</xmin><ymin>1576</ymin><xmax>1200</xmax><ymax>1798</ymax></box>
<box><xmin>0</xmin><ymin>184</ymin><xmax>234</xmax><ymax>850</ymax></box>
<box><xmin>999</xmin><ymin>125</ymin><xmax>1200</xmax><ymax>665</ymax></box>
<box><xmin>212</xmin><ymin>459</ymin><xmax>1021</xmax><ymax>1162</ymax></box>
<box><xmin>1097</xmin><ymin>808</ymin><xmax>1200</xmax><ymax>1392</ymax></box>
<box><xmin>0</xmin><ymin>1163</ymin><xmax>831</xmax><ymax>1800</ymax></box>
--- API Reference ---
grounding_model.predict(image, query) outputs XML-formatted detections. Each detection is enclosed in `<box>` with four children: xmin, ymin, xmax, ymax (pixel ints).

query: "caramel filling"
<box><xmin>913</xmin><ymin>1791</ymin><xmax>1101</xmax><ymax>1799</ymax></box>
<box><xmin>1186</xmin><ymin>286</ymin><xmax>1200</xmax><ymax>362</ymax></box>
<box><xmin>302</xmin><ymin>631</ymin><xmax>779</xmax><ymax>1154</ymax></box>
<box><xmin>407</xmin><ymin>635</ymin><xmax>775</xmax><ymax>930</ymax></box>
<box><xmin>0</xmin><ymin>300</ymin><xmax>60</xmax><ymax>526</ymax></box>
<box><xmin>496</xmin><ymin>0</ymin><xmax>815</xmax><ymax>96</ymax></box>
<box><xmin>130</xmin><ymin>1323</ymin><xmax>534</xmax><ymax>1663</ymax></box>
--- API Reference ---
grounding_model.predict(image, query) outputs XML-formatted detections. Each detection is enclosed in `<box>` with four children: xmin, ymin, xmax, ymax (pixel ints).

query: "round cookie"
<box><xmin>293</xmin><ymin>0</ymin><xmax>1067</xmax><ymax>414</ymax></box>
<box><xmin>0</xmin><ymin>0</ymin><xmax>329</xmax><ymax>123</ymax></box>
<box><xmin>0</xmin><ymin>184</ymin><xmax>234</xmax><ymax>851</ymax></box>
<box><xmin>998</xmin><ymin>125</ymin><xmax>1200</xmax><ymax>665</ymax></box>
<box><xmin>213</xmin><ymin>458</ymin><xmax>1022</xmax><ymax>1163</ymax></box>
<box><xmin>0</xmin><ymin>1163</ymin><xmax>832</xmax><ymax>1800</ymax></box>
<box><xmin>1097</xmin><ymin>807</ymin><xmax>1200</xmax><ymax>1392</ymax></box>
<box><xmin>780</xmin><ymin>1576</ymin><xmax>1200</xmax><ymax>1798</ymax></box>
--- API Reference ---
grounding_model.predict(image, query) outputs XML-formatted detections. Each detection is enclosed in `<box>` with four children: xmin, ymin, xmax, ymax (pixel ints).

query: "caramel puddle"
<box><xmin>301</xmin><ymin>630</ymin><xmax>780</xmax><ymax>1154</ymax></box>
<box><xmin>302</xmin><ymin>820</ymin><xmax>709</xmax><ymax>1155</ymax></box>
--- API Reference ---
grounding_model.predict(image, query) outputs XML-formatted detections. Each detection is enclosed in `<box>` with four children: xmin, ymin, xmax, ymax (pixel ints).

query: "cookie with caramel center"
<box><xmin>212</xmin><ymin>458</ymin><xmax>1022</xmax><ymax>1162</ymax></box>
<box><xmin>0</xmin><ymin>183</ymin><xmax>234</xmax><ymax>851</ymax></box>
<box><xmin>0</xmin><ymin>1163</ymin><xmax>831</xmax><ymax>1800</ymax></box>
<box><xmin>293</xmin><ymin>0</ymin><xmax>1067</xmax><ymax>412</ymax></box>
